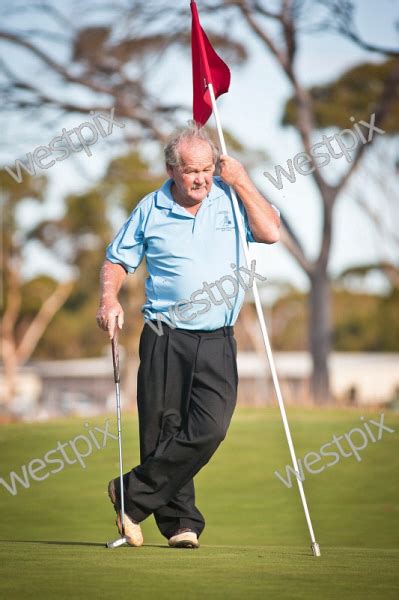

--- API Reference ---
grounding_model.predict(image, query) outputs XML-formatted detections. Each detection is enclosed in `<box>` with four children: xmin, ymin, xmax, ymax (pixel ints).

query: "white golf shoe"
<box><xmin>168</xmin><ymin>528</ymin><xmax>200</xmax><ymax>549</ymax></box>
<box><xmin>108</xmin><ymin>479</ymin><xmax>143</xmax><ymax>547</ymax></box>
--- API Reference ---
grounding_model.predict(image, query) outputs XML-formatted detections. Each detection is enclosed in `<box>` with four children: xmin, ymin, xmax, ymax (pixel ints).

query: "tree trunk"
<box><xmin>1</xmin><ymin>265</ymin><xmax>21</xmax><ymax>408</ymax></box>
<box><xmin>1</xmin><ymin>338</ymin><xmax>19</xmax><ymax>408</ymax></box>
<box><xmin>309</xmin><ymin>270</ymin><xmax>332</xmax><ymax>404</ymax></box>
<box><xmin>1</xmin><ymin>273</ymin><xmax>74</xmax><ymax>410</ymax></box>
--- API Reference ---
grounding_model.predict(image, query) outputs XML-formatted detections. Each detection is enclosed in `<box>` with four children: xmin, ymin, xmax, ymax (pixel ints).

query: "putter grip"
<box><xmin>111</xmin><ymin>324</ymin><xmax>120</xmax><ymax>384</ymax></box>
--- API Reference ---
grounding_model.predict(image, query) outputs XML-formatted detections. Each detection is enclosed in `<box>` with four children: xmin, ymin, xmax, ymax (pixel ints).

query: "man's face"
<box><xmin>167</xmin><ymin>140</ymin><xmax>216</xmax><ymax>206</ymax></box>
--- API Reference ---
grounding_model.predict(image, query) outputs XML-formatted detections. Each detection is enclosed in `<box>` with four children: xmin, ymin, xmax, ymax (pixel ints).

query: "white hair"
<box><xmin>164</xmin><ymin>121</ymin><xmax>219</xmax><ymax>168</ymax></box>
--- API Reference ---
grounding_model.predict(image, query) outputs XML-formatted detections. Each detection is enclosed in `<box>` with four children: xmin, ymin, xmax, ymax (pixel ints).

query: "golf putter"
<box><xmin>106</xmin><ymin>320</ymin><xmax>128</xmax><ymax>549</ymax></box>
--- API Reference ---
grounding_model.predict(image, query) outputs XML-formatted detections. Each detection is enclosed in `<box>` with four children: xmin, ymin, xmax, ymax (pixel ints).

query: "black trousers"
<box><xmin>119</xmin><ymin>320</ymin><xmax>238</xmax><ymax>539</ymax></box>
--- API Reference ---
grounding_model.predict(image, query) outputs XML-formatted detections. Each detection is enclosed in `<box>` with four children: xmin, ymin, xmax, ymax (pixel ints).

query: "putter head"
<box><xmin>106</xmin><ymin>536</ymin><xmax>128</xmax><ymax>549</ymax></box>
<box><xmin>311</xmin><ymin>542</ymin><xmax>321</xmax><ymax>557</ymax></box>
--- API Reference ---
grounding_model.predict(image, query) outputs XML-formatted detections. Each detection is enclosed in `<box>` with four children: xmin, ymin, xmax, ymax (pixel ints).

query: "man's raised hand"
<box><xmin>219</xmin><ymin>154</ymin><xmax>248</xmax><ymax>188</ymax></box>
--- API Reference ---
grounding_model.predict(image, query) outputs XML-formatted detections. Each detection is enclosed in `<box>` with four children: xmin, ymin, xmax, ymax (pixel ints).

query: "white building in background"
<box><xmin>237</xmin><ymin>352</ymin><xmax>399</xmax><ymax>406</ymax></box>
<box><xmin>0</xmin><ymin>352</ymin><xmax>398</xmax><ymax>419</ymax></box>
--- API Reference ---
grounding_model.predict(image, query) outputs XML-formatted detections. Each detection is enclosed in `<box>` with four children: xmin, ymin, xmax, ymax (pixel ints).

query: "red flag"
<box><xmin>191</xmin><ymin>0</ymin><xmax>231</xmax><ymax>125</ymax></box>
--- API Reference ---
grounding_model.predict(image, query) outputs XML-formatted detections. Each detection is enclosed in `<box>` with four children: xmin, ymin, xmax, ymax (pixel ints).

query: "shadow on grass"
<box><xmin>0</xmin><ymin>539</ymin><xmax>316</xmax><ymax>556</ymax></box>
<box><xmin>0</xmin><ymin>539</ymin><xmax>104</xmax><ymax>547</ymax></box>
<box><xmin>0</xmin><ymin>539</ymin><xmax>170</xmax><ymax>549</ymax></box>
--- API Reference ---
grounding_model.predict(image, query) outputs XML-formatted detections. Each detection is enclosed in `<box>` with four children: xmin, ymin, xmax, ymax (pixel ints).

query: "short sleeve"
<box><xmin>106</xmin><ymin>205</ymin><xmax>146</xmax><ymax>273</ymax></box>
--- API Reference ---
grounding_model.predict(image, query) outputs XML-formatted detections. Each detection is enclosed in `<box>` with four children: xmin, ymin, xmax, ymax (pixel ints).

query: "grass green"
<box><xmin>0</xmin><ymin>407</ymin><xmax>398</xmax><ymax>599</ymax></box>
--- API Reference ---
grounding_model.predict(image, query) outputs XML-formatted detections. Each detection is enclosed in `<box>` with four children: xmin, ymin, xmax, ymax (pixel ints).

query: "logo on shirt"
<box><xmin>216</xmin><ymin>210</ymin><xmax>234</xmax><ymax>231</ymax></box>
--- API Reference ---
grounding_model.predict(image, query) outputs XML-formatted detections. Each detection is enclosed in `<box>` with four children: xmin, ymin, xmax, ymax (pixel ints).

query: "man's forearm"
<box><xmin>100</xmin><ymin>260</ymin><xmax>127</xmax><ymax>302</ymax></box>
<box><xmin>219</xmin><ymin>154</ymin><xmax>280</xmax><ymax>244</ymax></box>
<box><xmin>233</xmin><ymin>175</ymin><xmax>280</xmax><ymax>244</ymax></box>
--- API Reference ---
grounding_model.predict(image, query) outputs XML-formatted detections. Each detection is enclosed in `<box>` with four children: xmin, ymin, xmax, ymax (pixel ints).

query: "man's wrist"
<box><xmin>100</xmin><ymin>292</ymin><xmax>119</xmax><ymax>304</ymax></box>
<box><xmin>232</xmin><ymin>172</ymin><xmax>255</xmax><ymax>196</ymax></box>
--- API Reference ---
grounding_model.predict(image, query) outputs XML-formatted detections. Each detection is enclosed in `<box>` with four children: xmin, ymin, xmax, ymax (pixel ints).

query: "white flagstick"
<box><xmin>208</xmin><ymin>82</ymin><xmax>321</xmax><ymax>557</ymax></box>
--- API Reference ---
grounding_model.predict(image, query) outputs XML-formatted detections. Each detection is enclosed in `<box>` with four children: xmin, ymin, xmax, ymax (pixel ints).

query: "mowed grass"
<box><xmin>0</xmin><ymin>406</ymin><xmax>398</xmax><ymax>599</ymax></box>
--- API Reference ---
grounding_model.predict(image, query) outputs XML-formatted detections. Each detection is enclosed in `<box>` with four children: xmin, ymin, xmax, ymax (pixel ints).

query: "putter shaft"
<box><xmin>106</xmin><ymin>325</ymin><xmax>127</xmax><ymax>549</ymax></box>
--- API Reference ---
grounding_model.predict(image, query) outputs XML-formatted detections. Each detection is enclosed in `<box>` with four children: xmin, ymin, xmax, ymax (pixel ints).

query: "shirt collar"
<box><xmin>155</xmin><ymin>177</ymin><xmax>227</xmax><ymax>212</ymax></box>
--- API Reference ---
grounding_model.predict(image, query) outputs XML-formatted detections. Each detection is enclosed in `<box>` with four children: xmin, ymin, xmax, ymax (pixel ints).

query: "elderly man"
<box><xmin>96</xmin><ymin>123</ymin><xmax>280</xmax><ymax>549</ymax></box>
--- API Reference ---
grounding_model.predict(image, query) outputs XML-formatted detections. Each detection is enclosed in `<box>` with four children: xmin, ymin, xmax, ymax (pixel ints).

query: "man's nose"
<box><xmin>194</xmin><ymin>174</ymin><xmax>204</xmax><ymax>184</ymax></box>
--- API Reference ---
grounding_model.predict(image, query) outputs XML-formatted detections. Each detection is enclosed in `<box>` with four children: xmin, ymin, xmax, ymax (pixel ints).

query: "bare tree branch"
<box><xmin>236</xmin><ymin>1</ymin><xmax>333</xmax><ymax>199</ymax></box>
<box><xmin>17</xmin><ymin>280</ymin><xmax>75</xmax><ymax>364</ymax></box>
<box><xmin>317</xmin><ymin>0</ymin><xmax>399</xmax><ymax>57</ymax></box>
<box><xmin>1</xmin><ymin>264</ymin><xmax>22</xmax><ymax>343</ymax></box>
<box><xmin>278</xmin><ymin>211</ymin><xmax>314</xmax><ymax>276</ymax></box>
<box><xmin>0</xmin><ymin>30</ymin><xmax>114</xmax><ymax>95</ymax></box>
<box><xmin>237</xmin><ymin>2</ymin><xmax>288</xmax><ymax>67</ymax></box>
<box><xmin>0</xmin><ymin>26</ymin><xmax>181</xmax><ymax>141</ymax></box>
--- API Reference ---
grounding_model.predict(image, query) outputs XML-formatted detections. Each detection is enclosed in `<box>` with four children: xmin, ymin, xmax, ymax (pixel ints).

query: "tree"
<box><xmin>1</xmin><ymin>0</ymin><xmax>398</xmax><ymax>405</ymax></box>
<box><xmin>269</xmin><ymin>282</ymin><xmax>399</xmax><ymax>352</ymax></box>
<box><xmin>0</xmin><ymin>0</ymin><xmax>247</xmax><ymax>409</ymax></box>
<box><xmin>0</xmin><ymin>0</ymin><xmax>246</xmax><ymax>144</ymax></box>
<box><xmin>280</xmin><ymin>56</ymin><xmax>399</xmax><ymax>401</ymax></box>
<box><xmin>196</xmin><ymin>0</ymin><xmax>399</xmax><ymax>403</ymax></box>
<box><xmin>0</xmin><ymin>171</ymin><xmax>74</xmax><ymax>407</ymax></box>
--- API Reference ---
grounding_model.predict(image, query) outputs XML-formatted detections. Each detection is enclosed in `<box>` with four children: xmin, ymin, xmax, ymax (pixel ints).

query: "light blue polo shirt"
<box><xmin>106</xmin><ymin>176</ymin><xmax>258</xmax><ymax>330</ymax></box>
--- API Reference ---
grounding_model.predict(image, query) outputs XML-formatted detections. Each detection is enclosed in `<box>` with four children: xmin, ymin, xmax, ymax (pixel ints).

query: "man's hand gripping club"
<box><xmin>96</xmin><ymin>260</ymin><xmax>126</xmax><ymax>339</ymax></box>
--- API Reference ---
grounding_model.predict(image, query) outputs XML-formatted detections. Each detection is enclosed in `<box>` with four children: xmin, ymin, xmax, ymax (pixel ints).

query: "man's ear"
<box><xmin>166</xmin><ymin>164</ymin><xmax>174</xmax><ymax>179</ymax></box>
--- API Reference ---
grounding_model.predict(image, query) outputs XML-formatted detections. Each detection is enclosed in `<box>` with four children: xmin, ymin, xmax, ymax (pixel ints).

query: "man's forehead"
<box><xmin>178</xmin><ymin>139</ymin><xmax>214</xmax><ymax>164</ymax></box>
<box><xmin>180</xmin><ymin>159</ymin><xmax>214</xmax><ymax>170</ymax></box>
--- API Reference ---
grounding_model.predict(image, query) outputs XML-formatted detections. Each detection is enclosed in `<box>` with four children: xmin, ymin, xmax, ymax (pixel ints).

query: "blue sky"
<box><xmin>1</xmin><ymin>0</ymin><xmax>398</xmax><ymax>298</ymax></box>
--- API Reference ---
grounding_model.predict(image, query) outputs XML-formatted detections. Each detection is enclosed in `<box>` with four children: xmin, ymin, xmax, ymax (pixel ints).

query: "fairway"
<box><xmin>1</xmin><ymin>407</ymin><xmax>398</xmax><ymax>599</ymax></box>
